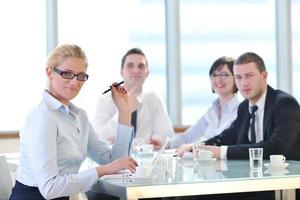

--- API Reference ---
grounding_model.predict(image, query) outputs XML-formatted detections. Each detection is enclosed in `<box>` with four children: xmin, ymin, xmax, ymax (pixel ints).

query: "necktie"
<box><xmin>250</xmin><ymin>105</ymin><xmax>258</xmax><ymax>144</ymax></box>
<box><xmin>131</xmin><ymin>110</ymin><xmax>137</xmax><ymax>137</ymax></box>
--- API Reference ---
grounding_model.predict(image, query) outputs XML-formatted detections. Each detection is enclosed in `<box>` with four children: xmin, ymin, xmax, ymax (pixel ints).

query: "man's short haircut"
<box><xmin>121</xmin><ymin>48</ymin><xmax>148</xmax><ymax>69</ymax></box>
<box><xmin>235</xmin><ymin>52</ymin><xmax>266</xmax><ymax>72</ymax></box>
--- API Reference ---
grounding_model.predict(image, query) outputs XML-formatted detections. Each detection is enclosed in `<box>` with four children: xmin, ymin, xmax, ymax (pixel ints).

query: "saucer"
<box><xmin>265</xmin><ymin>169</ymin><xmax>289</xmax><ymax>176</ymax></box>
<box><xmin>197</xmin><ymin>158</ymin><xmax>217</xmax><ymax>165</ymax></box>
<box><xmin>264</xmin><ymin>162</ymin><xmax>289</xmax><ymax>169</ymax></box>
<box><xmin>181</xmin><ymin>152</ymin><xmax>193</xmax><ymax>160</ymax></box>
<box><xmin>198</xmin><ymin>157</ymin><xmax>217</xmax><ymax>163</ymax></box>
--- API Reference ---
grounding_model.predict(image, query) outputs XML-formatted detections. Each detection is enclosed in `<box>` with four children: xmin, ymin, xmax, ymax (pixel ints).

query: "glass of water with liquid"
<box><xmin>249</xmin><ymin>148</ymin><xmax>263</xmax><ymax>171</ymax></box>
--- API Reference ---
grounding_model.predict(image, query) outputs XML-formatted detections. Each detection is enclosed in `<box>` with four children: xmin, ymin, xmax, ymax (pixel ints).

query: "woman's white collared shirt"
<box><xmin>16</xmin><ymin>90</ymin><xmax>133</xmax><ymax>199</ymax></box>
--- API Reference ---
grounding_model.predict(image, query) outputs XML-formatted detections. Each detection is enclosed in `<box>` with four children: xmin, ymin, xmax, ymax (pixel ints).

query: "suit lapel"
<box><xmin>242</xmin><ymin>112</ymin><xmax>251</xmax><ymax>143</ymax></box>
<box><xmin>238</xmin><ymin>101</ymin><xmax>252</xmax><ymax>144</ymax></box>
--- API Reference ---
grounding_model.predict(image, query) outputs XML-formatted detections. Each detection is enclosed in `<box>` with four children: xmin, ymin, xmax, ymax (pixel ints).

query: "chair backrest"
<box><xmin>0</xmin><ymin>155</ymin><xmax>13</xmax><ymax>200</ymax></box>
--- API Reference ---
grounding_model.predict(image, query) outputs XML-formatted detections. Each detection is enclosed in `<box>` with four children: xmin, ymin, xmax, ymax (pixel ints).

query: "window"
<box><xmin>0</xmin><ymin>0</ymin><xmax>46</xmax><ymax>131</ymax></box>
<box><xmin>0</xmin><ymin>0</ymin><xmax>293</xmax><ymax>132</ymax></box>
<box><xmin>292</xmin><ymin>0</ymin><xmax>300</xmax><ymax>101</ymax></box>
<box><xmin>180</xmin><ymin>0</ymin><xmax>276</xmax><ymax>124</ymax></box>
<box><xmin>57</xmin><ymin>0</ymin><xmax>166</xmax><ymax>118</ymax></box>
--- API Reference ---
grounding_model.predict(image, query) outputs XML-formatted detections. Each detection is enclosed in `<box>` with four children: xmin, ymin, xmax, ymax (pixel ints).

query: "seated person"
<box><xmin>93</xmin><ymin>48</ymin><xmax>174</xmax><ymax>146</ymax></box>
<box><xmin>178</xmin><ymin>52</ymin><xmax>300</xmax><ymax>160</ymax></box>
<box><xmin>151</xmin><ymin>56</ymin><xmax>240</xmax><ymax>150</ymax></box>
<box><xmin>175</xmin><ymin>52</ymin><xmax>300</xmax><ymax>200</ymax></box>
<box><xmin>10</xmin><ymin>44</ymin><xmax>137</xmax><ymax>200</ymax></box>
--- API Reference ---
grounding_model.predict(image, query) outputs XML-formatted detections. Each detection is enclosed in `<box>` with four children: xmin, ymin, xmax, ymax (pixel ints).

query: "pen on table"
<box><xmin>102</xmin><ymin>81</ymin><xmax>124</xmax><ymax>94</ymax></box>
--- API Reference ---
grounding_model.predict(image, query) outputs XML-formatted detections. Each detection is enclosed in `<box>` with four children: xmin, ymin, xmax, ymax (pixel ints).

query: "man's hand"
<box><xmin>107</xmin><ymin>136</ymin><xmax>115</xmax><ymax>144</ymax></box>
<box><xmin>176</xmin><ymin>143</ymin><xmax>193</xmax><ymax>158</ymax></box>
<box><xmin>149</xmin><ymin>135</ymin><xmax>162</xmax><ymax>150</ymax></box>
<box><xmin>204</xmin><ymin>145</ymin><xmax>221</xmax><ymax>159</ymax></box>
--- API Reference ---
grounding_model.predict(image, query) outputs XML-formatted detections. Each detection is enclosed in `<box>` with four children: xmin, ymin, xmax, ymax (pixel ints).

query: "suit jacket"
<box><xmin>206</xmin><ymin>85</ymin><xmax>300</xmax><ymax>160</ymax></box>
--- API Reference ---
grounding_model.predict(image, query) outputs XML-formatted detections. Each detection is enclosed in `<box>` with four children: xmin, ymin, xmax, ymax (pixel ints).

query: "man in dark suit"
<box><xmin>205</xmin><ymin>52</ymin><xmax>300</xmax><ymax>199</ymax></box>
<box><xmin>203</xmin><ymin>52</ymin><xmax>300</xmax><ymax>161</ymax></box>
<box><xmin>175</xmin><ymin>52</ymin><xmax>300</xmax><ymax>200</ymax></box>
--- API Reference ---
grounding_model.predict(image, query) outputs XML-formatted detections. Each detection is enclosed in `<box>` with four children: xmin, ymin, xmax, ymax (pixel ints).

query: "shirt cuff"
<box><xmin>76</xmin><ymin>168</ymin><xmax>99</xmax><ymax>192</ymax></box>
<box><xmin>115</xmin><ymin>123</ymin><xmax>133</xmax><ymax>146</ymax></box>
<box><xmin>220</xmin><ymin>145</ymin><xmax>228</xmax><ymax>160</ymax></box>
<box><xmin>168</xmin><ymin>135</ymin><xmax>184</xmax><ymax>149</ymax></box>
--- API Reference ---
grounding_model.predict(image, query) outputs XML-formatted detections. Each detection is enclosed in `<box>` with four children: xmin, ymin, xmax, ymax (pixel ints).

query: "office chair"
<box><xmin>0</xmin><ymin>155</ymin><xmax>14</xmax><ymax>200</ymax></box>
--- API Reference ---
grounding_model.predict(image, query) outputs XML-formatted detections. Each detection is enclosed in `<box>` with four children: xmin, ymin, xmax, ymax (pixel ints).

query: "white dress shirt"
<box><xmin>248</xmin><ymin>91</ymin><xmax>266</xmax><ymax>143</ymax></box>
<box><xmin>93</xmin><ymin>91</ymin><xmax>174</xmax><ymax>144</ymax></box>
<box><xmin>16</xmin><ymin>90</ymin><xmax>133</xmax><ymax>199</ymax></box>
<box><xmin>169</xmin><ymin>95</ymin><xmax>240</xmax><ymax>148</ymax></box>
<box><xmin>220</xmin><ymin>90</ymin><xmax>267</xmax><ymax>159</ymax></box>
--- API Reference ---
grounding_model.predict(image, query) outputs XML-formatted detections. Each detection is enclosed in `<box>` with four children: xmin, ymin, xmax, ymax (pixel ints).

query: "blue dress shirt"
<box><xmin>15</xmin><ymin>90</ymin><xmax>133</xmax><ymax>199</ymax></box>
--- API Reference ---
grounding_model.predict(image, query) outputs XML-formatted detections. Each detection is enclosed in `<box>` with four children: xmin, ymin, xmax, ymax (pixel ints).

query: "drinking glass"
<box><xmin>192</xmin><ymin>142</ymin><xmax>205</xmax><ymax>162</ymax></box>
<box><xmin>249</xmin><ymin>148</ymin><xmax>263</xmax><ymax>171</ymax></box>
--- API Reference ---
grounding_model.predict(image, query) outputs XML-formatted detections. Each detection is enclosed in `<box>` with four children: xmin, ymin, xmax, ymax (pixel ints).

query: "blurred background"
<box><xmin>0</xmin><ymin>0</ymin><xmax>299</xmax><ymax>134</ymax></box>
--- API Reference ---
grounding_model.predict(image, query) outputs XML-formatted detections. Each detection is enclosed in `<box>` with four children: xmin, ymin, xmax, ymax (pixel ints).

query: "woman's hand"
<box><xmin>111</xmin><ymin>83</ymin><xmax>131</xmax><ymax>126</ymax></box>
<box><xmin>96</xmin><ymin>157</ymin><xmax>138</xmax><ymax>177</ymax></box>
<box><xmin>176</xmin><ymin>143</ymin><xmax>193</xmax><ymax>158</ymax></box>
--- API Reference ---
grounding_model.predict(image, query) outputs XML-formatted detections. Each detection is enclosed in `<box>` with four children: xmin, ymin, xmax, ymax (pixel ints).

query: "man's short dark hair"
<box><xmin>121</xmin><ymin>48</ymin><xmax>148</xmax><ymax>69</ymax></box>
<box><xmin>235</xmin><ymin>52</ymin><xmax>266</xmax><ymax>72</ymax></box>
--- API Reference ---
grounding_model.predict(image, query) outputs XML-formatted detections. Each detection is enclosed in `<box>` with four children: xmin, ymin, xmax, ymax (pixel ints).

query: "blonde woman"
<box><xmin>10</xmin><ymin>44</ymin><xmax>137</xmax><ymax>200</ymax></box>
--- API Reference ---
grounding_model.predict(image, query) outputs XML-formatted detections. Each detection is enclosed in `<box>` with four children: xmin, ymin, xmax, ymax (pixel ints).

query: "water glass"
<box><xmin>250</xmin><ymin>169</ymin><xmax>263</xmax><ymax>178</ymax></box>
<box><xmin>163</xmin><ymin>156</ymin><xmax>176</xmax><ymax>181</ymax></box>
<box><xmin>249</xmin><ymin>148</ymin><xmax>263</xmax><ymax>171</ymax></box>
<box><xmin>192</xmin><ymin>142</ymin><xmax>205</xmax><ymax>161</ymax></box>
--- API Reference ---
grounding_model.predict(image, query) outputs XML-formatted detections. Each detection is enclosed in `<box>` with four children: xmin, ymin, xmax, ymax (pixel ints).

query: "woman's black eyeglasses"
<box><xmin>210</xmin><ymin>72</ymin><xmax>231</xmax><ymax>80</ymax></box>
<box><xmin>53</xmin><ymin>67</ymin><xmax>89</xmax><ymax>81</ymax></box>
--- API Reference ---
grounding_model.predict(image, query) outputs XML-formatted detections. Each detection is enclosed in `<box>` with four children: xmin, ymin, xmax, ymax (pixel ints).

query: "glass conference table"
<box><xmin>91</xmin><ymin>152</ymin><xmax>300</xmax><ymax>200</ymax></box>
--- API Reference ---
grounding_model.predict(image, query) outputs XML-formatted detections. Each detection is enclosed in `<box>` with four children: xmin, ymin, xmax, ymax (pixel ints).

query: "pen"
<box><xmin>102</xmin><ymin>81</ymin><xmax>124</xmax><ymax>94</ymax></box>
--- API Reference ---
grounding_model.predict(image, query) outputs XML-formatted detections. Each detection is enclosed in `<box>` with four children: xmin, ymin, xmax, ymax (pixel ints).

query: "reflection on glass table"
<box><xmin>92</xmin><ymin>152</ymin><xmax>300</xmax><ymax>200</ymax></box>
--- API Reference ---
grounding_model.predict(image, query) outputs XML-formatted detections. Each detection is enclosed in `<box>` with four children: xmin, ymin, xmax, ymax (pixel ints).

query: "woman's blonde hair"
<box><xmin>46</xmin><ymin>44</ymin><xmax>88</xmax><ymax>69</ymax></box>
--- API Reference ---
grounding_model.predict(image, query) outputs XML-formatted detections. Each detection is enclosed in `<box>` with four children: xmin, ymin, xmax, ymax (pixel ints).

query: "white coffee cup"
<box><xmin>270</xmin><ymin>155</ymin><xmax>286</xmax><ymax>165</ymax></box>
<box><xmin>140</xmin><ymin>144</ymin><xmax>153</xmax><ymax>153</ymax></box>
<box><xmin>135</xmin><ymin>166</ymin><xmax>152</xmax><ymax>178</ymax></box>
<box><xmin>198</xmin><ymin>150</ymin><xmax>213</xmax><ymax>160</ymax></box>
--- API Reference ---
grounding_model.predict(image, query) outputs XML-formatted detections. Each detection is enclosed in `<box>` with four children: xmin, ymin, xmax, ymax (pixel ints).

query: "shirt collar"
<box><xmin>248</xmin><ymin>89</ymin><xmax>267</xmax><ymax>113</ymax></box>
<box><xmin>225</xmin><ymin>94</ymin><xmax>240</xmax><ymax>112</ymax></box>
<box><xmin>69</xmin><ymin>102</ymin><xmax>80</xmax><ymax>115</ymax></box>
<box><xmin>215</xmin><ymin>94</ymin><xmax>240</xmax><ymax>113</ymax></box>
<box><xmin>43</xmin><ymin>90</ymin><xmax>79</xmax><ymax>116</ymax></box>
<box><xmin>43</xmin><ymin>90</ymin><xmax>63</xmax><ymax>110</ymax></box>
